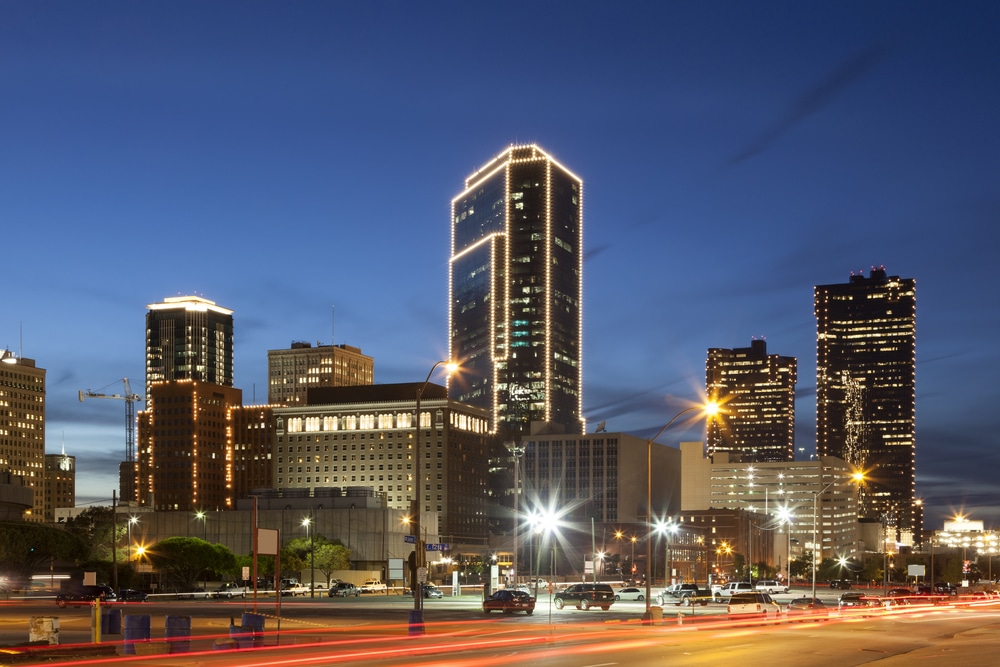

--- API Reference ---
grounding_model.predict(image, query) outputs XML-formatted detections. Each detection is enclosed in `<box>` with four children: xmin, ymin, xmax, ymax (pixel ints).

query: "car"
<box><xmin>829</xmin><ymin>579</ymin><xmax>853</xmax><ymax>590</ymax></box>
<box><xmin>117</xmin><ymin>589</ymin><xmax>148</xmax><ymax>603</ymax></box>
<box><xmin>56</xmin><ymin>585</ymin><xmax>118</xmax><ymax>607</ymax></box>
<box><xmin>727</xmin><ymin>592</ymin><xmax>783</xmax><ymax>620</ymax></box>
<box><xmin>657</xmin><ymin>583</ymin><xmax>709</xmax><ymax>606</ymax></box>
<box><xmin>175</xmin><ymin>587</ymin><xmax>211</xmax><ymax>600</ymax></box>
<box><xmin>755</xmin><ymin>580</ymin><xmax>789</xmax><ymax>595</ymax></box>
<box><xmin>715</xmin><ymin>581</ymin><xmax>754</xmax><ymax>601</ymax></box>
<box><xmin>614</xmin><ymin>586</ymin><xmax>645</xmax><ymax>601</ymax></box>
<box><xmin>359</xmin><ymin>579</ymin><xmax>386</xmax><ymax>593</ymax></box>
<box><xmin>56</xmin><ymin>585</ymin><xmax>117</xmax><ymax>607</ymax></box>
<box><xmin>406</xmin><ymin>584</ymin><xmax>444</xmax><ymax>598</ymax></box>
<box><xmin>838</xmin><ymin>592</ymin><xmax>876</xmax><ymax>609</ymax></box>
<box><xmin>328</xmin><ymin>582</ymin><xmax>359</xmax><ymax>597</ymax></box>
<box><xmin>785</xmin><ymin>596</ymin><xmax>828</xmax><ymax>619</ymax></box>
<box><xmin>484</xmin><ymin>589</ymin><xmax>535</xmax><ymax>615</ymax></box>
<box><xmin>933</xmin><ymin>582</ymin><xmax>959</xmax><ymax>596</ymax></box>
<box><xmin>553</xmin><ymin>583</ymin><xmax>615</xmax><ymax>611</ymax></box>
<box><xmin>212</xmin><ymin>583</ymin><xmax>249</xmax><ymax>599</ymax></box>
<box><xmin>885</xmin><ymin>588</ymin><xmax>915</xmax><ymax>606</ymax></box>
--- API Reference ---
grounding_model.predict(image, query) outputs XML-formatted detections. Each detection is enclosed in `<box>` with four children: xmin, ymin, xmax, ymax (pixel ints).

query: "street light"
<box><xmin>411</xmin><ymin>360</ymin><xmax>457</xmax><ymax>634</ymax></box>
<box><xmin>127</xmin><ymin>516</ymin><xmax>139</xmax><ymax>563</ymax></box>
<box><xmin>302</xmin><ymin>516</ymin><xmax>315</xmax><ymax>598</ymax></box>
<box><xmin>195</xmin><ymin>510</ymin><xmax>207</xmax><ymax>541</ymax></box>
<box><xmin>655</xmin><ymin>519</ymin><xmax>679</xmax><ymax>586</ymax></box>
<box><xmin>811</xmin><ymin>470</ymin><xmax>864</xmax><ymax>599</ymax></box>
<box><xmin>643</xmin><ymin>401</ymin><xmax>719</xmax><ymax>619</ymax></box>
<box><xmin>776</xmin><ymin>505</ymin><xmax>793</xmax><ymax>584</ymax></box>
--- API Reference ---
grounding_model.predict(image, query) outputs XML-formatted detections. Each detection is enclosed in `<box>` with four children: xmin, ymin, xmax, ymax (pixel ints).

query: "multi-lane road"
<box><xmin>1</xmin><ymin>588</ymin><xmax>998</xmax><ymax>666</ymax></box>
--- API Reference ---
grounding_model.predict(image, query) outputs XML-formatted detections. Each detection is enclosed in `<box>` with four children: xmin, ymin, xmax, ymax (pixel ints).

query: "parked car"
<box><xmin>657</xmin><ymin>583</ymin><xmax>709</xmax><ymax>606</ymax></box>
<box><xmin>614</xmin><ymin>587</ymin><xmax>646</xmax><ymax>601</ymax></box>
<box><xmin>422</xmin><ymin>584</ymin><xmax>444</xmax><ymax>598</ymax></box>
<box><xmin>359</xmin><ymin>579</ymin><xmax>386</xmax><ymax>593</ymax></box>
<box><xmin>56</xmin><ymin>585</ymin><xmax>117</xmax><ymax>607</ymax></box>
<box><xmin>715</xmin><ymin>581</ymin><xmax>754</xmax><ymax>601</ymax></box>
<box><xmin>553</xmin><ymin>583</ymin><xmax>615</xmax><ymax>611</ymax></box>
<box><xmin>483</xmin><ymin>589</ymin><xmax>535</xmax><ymax>615</ymax></box>
<box><xmin>727</xmin><ymin>592</ymin><xmax>783</xmax><ymax>620</ymax></box>
<box><xmin>933</xmin><ymin>582</ymin><xmax>959</xmax><ymax>596</ymax></box>
<box><xmin>785</xmin><ymin>597</ymin><xmax>828</xmax><ymax>619</ymax></box>
<box><xmin>829</xmin><ymin>579</ymin><xmax>853</xmax><ymax>590</ymax></box>
<box><xmin>755</xmin><ymin>580</ymin><xmax>789</xmax><ymax>595</ymax></box>
<box><xmin>212</xmin><ymin>583</ymin><xmax>248</xmax><ymax>599</ymax></box>
<box><xmin>328</xmin><ymin>582</ymin><xmax>359</xmax><ymax>597</ymax></box>
<box><xmin>175</xmin><ymin>587</ymin><xmax>211</xmax><ymax>600</ymax></box>
<box><xmin>117</xmin><ymin>589</ymin><xmax>148</xmax><ymax>603</ymax></box>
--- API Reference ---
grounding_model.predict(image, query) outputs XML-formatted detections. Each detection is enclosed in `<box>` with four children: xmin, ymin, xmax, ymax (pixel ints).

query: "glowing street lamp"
<box><xmin>655</xmin><ymin>519</ymin><xmax>679</xmax><ymax>586</ymax></box>
<box><xmin>643</xmin><ymin>400</ymin><xmax>719</xmax><ymax>620</ymax></box>
<box><xmin>411</xmin><ymin>360</ymin><xmax>457</xmax><ymax>634</ymax></box>
<box><xmin>302</xmin><ymin>516</ymin><xmax>315</xmax><ymax>598</ymax></box>
<box><xmin>811</xmin><ymin>470</ymin><xmax>864</xmax><ymax>599</ymax></box>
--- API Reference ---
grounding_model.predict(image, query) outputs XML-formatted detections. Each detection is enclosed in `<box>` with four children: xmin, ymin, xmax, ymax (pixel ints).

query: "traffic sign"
<box><xmin>404</xmin><ymin>535</ymin><xmax>416</xmax><ymax>544</ymax></box>
<box><xmin>426</xmin><ymin>543</ymin><xmax>450</xmax><ymax>551</ymax></box>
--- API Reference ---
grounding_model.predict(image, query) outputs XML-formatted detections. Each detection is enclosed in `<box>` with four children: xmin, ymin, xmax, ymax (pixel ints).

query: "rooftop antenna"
<box><xmin>331</xmin><ymin>305</ymin><xmax>335</xmax><ymax>345</ymax></box>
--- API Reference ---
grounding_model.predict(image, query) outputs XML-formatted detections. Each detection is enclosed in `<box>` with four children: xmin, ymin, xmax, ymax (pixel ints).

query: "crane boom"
<box><xmin>79</xmin><ymin>378</ymin><xmax>144</xmax><ymax>463</ymax></box>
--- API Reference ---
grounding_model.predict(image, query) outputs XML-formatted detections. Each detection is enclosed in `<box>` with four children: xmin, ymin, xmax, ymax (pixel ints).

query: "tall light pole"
<box><xmin>302</xmin><ymin>516</ymin><xmax>315</xmax><ymax>598</ymax></box>
<box><xmin>195</xmin><ymin>510</ymin><xmax>207</xmax><ymax>541</ymax></box>
<box><xmin>811</xmin><ymin>470</ymin><xmax>864</xmax><ymax>599</ymax></box>
<box><xmin>411</xmin><ymin>360</ymin><xmax>457</xmax><ymax>634</ymax></box>
<box><xmin>644</xmin><ymin>401</ymin><xmax>718</xmax><ymax>620</ymax></box>
<box><xmin>127</xmin><ymin>516</ymin><xmax>138</xmax><ymax>564</ymax></box>
<box><xmin>776</xmin><ymin>505</ymin><xmax>793</xmax><ymax>585</ymax></box>
<box><xmin>509</xmin><ymin>442</ymin><xmax>525</xmax><ymax>586</ymax></box>
<box><xmin>655</xmin><ymin>519</ymin><xmax>678</xmax><ymax>586</ymax></box>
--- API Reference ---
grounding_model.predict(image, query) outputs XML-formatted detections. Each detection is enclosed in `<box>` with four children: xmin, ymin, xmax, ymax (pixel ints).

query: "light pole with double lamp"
<box><xmin>643</xmin><ymin>401</ymin><xmax>719</xmax><ymax>621</ymax></box>
<box><xmin>302</xmin><ymin>516</ymin><xmax>315</xmax><ymax>598</ymax></box>
<box><xmin>410</xmin><ymin>360</ymin><xmax>457</xmax><ymax>635</ymax></box>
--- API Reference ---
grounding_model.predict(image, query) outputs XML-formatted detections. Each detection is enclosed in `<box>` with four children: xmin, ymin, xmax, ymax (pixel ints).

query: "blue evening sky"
<box><xmin>2</xmin><ymin>1</ymin><xmax>997</xmax><ymax>528</ymax></box>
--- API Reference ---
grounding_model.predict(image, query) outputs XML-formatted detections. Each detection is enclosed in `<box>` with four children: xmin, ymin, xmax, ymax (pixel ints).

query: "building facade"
<box><xmin>706</xmin><ymin>338</ymin><xmax>797</xmax><ymax>463</ymax></box>
<box><xmin>229</xmin><ymin>404</ymin><xmax>276</xmax><ymax>500</ymax></box>
<box><xmin>145</xmin><ymin>296</ymin><xmax>234</xmax><ymax>397</ymax></box>
<box><xmin>272</xmin><ymin>383</ymin><xmax>492</xmax><ymax>539</ymax></box>
<box><xmin>44</xmin><ymin>453</ymin><xmax>75</xmax><ymax>522</ymax></box>
<box><xmin>680</xmin><ymin>441</ymin><xmax>860</xmax><ymax>566</ymax></box>
<box><xmin>0</xmin><ymin>352</ymin><xmax>45</xmax><ymax>520</ymax></box>
<box><xmin>136</xmin><ymin>380</ymin><xmax>243</xmax><ymax>511</ymax></box>
<box><xmin>815</xmin><ymin>267</ymin><xmax>916</xmax><ymax>537</ymax></box>
<box><xmin>267</xmin><ymin>342</ymin><xmax>374</xmax><ymax>406</ymax></box>
<box><xmin>449</xmin><ymin>144</ymin><xmax>584</xmax><ymax>435</ymax></box>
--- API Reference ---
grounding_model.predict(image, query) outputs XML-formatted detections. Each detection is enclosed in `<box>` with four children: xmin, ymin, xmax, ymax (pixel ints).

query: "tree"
<box><xmin>314</xmin><ymin>543</ymin><xmax>351</xmax><ymax>586</ymax></box>
<box><xmin>0</xmin><ymin>522</ymin><xmax>87</xmax><ymax>583</ymax></box>
<box><xmin>63</xmin><ymin>507</ymin><xmax>116</xmax><ymax>562</ymax></box>
<box><xmin>144</xmin><ymin>537</ymin><xmax>236</xmax><ymax>590</ymax></box>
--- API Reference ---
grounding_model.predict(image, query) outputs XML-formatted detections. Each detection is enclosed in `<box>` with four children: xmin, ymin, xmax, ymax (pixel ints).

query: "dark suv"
<box><xmin>553</xmin><ymin>583</ymin><xmax>615</xmax><ymax>610</ymax></box>
<box><xmin>657</xmin><ymin>583</ymin><xmax>709</xmax><ymax>606</ymax></box>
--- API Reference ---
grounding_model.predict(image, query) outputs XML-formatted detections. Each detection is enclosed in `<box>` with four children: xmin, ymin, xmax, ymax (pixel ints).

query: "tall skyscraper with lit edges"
<box><xmin>706</xmin><ymin>338</ymin><xmax>797</xmax><ymax>463</ymax></box>
<box><xmin>145</xmin><ymin>296</ymin><xmax>234</xmax><ymax>397</ymax></box>
<box><xmin>449</xmin><ymin>145</ymin><xmax>584</xmax><ymax>435</ymax></box>
<box><xmin>815</xmin><ymin>266</ymin><xmax>917</xmax><ymax>538</ymax></box>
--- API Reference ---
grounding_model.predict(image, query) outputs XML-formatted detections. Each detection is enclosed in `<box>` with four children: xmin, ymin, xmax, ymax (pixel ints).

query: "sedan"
<box><xmin>117</xmin><ymin>589</ymin><xmax>148</xmax><ymax>603</ymax></box>
<box><xmin>483</xmin><ymin>589</ymin><xmax>535</xmax><ymax>615</ymax></box>
<box><xmin>786</xmin><ymin>597</ymin><xmax>828</xmax><ymax>619</ymax></box>
<box><xmin>838</xmin><ymin>592</ymin><xmax>877</xmax><ymax>609</ymax></box>
<box><xmin>614</xmin><ymin>587</ymin><xmax>646</xmax><ymax>601</ymax></box>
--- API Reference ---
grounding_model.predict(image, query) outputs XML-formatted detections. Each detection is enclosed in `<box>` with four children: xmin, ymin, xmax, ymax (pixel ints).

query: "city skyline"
<box><xmin>2</xmin><ymin>3</ymin><xmax>998</xmax><ymax>530</ymax></box>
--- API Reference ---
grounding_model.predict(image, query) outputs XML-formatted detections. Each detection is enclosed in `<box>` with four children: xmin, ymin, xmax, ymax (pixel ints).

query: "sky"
<box><xmin>2</xmin><ymin>1</ymin><xmax>998</xmax><ymax>530</ymax></box>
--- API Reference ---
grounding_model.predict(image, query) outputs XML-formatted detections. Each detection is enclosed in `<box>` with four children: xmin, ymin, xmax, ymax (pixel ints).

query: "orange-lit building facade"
<box><xmin>228</xmin><ymin>404</ymin><xmax>275</xmax><ymax>499</ymax></box>
<box><xmin>0</xmin><ymin>353</ymin><xmax>46</xmax><ymax>520</ymax></box>
<box><xmin>137</xmin><ymin>380</ymin><xmax>242</xmax><ymax>511</ymax></box>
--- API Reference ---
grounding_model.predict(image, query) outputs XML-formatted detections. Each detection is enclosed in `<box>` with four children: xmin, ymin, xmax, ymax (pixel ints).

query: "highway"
<box><xmin>0</xmin><ymin>589</ymin><xmax>997</xmax><ymax>665</ymax></box>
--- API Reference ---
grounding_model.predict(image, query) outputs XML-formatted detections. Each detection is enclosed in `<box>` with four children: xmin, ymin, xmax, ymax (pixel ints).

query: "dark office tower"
<box><xmin>449</xmin><ymin>145</ymin><xmax>584</xmax><ymax>435</ymax></box>
<box><xmin>145</xmin><ymin>296</ymin><xmax>234</xmax><ymax>397</ymax></box>
<box><xmin>706</xmin><ymin>339</ymin><xmax>797</xmax><ymax>463</ymax></box>
<box><xmin>815</xmin><ymin>266</ymin><xmax>916</xmax><ymax>536</ymax></box>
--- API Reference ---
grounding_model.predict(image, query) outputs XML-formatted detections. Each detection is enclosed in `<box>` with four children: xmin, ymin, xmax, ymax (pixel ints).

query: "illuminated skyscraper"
<box><xmin>267</xmin><ymin>342</ymin><xmax>374</xmax><ymax>406</ymax></box>
<box><xmin>449</xmin><ymin>145</ymin><xmax>584</xmax><ymax>435</ymax></box>
<box><xmin>145</xmin><ymin>296</ymin><xmax>234</xmax><ymax>397</ymax></box>
<box><xmin>706</xmin><ymin>339</ymin><xmax>797</xmax><ymax>463</ymax></box>
<box><xmin>815</xmin><ymin>267</ymin><xmax>916</xmax><ymax>537</ymax></box>
<box><xmin>0</xmin><ymin>351</ymin><xmax>45</xmax><ymax>520</ymax></box>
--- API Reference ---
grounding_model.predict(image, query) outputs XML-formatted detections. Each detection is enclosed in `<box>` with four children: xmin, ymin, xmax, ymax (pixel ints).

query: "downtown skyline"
<box><xmin>2</xmin><ymin>2</ymin><xmax>998</xmax><ymax>530</ymax></box>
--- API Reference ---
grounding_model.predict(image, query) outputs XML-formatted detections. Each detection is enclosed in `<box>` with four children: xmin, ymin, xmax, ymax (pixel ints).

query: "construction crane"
<box><xmin>79</xmin><ymin>378</ymin><xmax>144</xmax><ymax>464</ymax></box>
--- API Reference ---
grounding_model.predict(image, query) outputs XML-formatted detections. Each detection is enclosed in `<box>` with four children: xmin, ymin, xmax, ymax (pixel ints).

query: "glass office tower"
<box><xmin>449</xmin><ymin>145</ymin><xmax>584</xmax><ymax>435</ymax></box>
<box><xmin>815</xmin><ymin>267</ymin><xmax>916</xmax><ymax>537</ymax></box>
<box><xmin>145</xmin><ymin>295</ymin><xmax>234</xmax><ymax>397</ymax></box>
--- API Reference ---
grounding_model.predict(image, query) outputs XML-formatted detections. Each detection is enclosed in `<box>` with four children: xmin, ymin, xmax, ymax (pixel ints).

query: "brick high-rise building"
<box><xmin>0</xmin><ymin>351</ymin><xmax>45</xmax><ymax>520</ymax></box>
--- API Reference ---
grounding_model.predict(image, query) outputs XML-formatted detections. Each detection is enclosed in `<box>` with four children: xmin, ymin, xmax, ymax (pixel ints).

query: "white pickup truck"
<box><xmin>281</xmin><ymin>582</ymin><xmax>324</xmax><ymax>596</ymax></box>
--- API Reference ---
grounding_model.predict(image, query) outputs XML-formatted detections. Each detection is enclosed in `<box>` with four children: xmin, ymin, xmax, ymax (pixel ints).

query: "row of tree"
<box><xmin>0</xmin><ymin>508</ymin><xmax>351</xmax><ymax>592</ymax></box>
